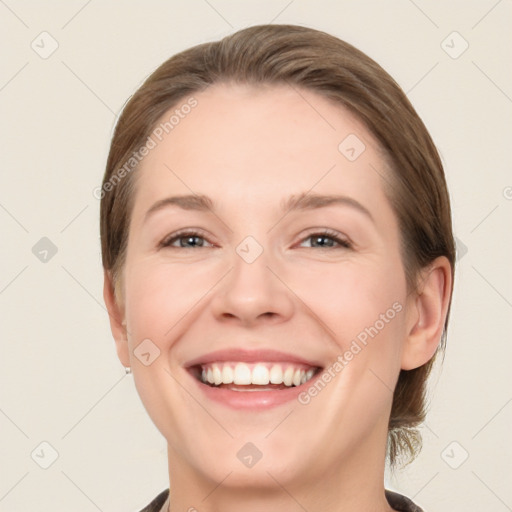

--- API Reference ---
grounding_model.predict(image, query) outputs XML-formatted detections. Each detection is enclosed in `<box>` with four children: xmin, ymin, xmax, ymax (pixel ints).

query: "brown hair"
<box><xmin>100</xmin><ymin>24</ymin><xmax>455</xmax><ymax>466</ymax></box>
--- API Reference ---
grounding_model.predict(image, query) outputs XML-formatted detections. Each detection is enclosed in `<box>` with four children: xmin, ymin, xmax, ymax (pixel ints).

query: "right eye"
<box><xmin>159</xmin><ymin>230</ymin><xmax>214</xmax><ymax>249</ymax></box>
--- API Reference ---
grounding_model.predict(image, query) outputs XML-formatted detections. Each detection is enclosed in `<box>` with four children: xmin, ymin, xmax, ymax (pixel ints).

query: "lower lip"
<box><xmin>188</xmin><ymin>371</ymin><xmax>320</xmax><ymax>410</ymax></box>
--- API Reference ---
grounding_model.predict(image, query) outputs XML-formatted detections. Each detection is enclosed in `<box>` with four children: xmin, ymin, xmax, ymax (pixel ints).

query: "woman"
<box><xmin>100</xmin><ymin>24</ymin><xmax>454</xmax><ymax>512</ymax></box>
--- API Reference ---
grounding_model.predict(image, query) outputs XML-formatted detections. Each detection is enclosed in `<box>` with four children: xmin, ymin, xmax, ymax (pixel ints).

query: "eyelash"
<box><xmin>159</xmin><ymin>229</ymin><xmax>352</xmax><ymax>250</ymax></box>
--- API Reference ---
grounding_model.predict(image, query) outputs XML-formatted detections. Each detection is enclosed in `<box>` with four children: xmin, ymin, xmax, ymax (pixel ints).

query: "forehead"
<box><xmin>132</xmin><ymin>83</ymin><xmax>393</xmax><ymax>219</ymax></box>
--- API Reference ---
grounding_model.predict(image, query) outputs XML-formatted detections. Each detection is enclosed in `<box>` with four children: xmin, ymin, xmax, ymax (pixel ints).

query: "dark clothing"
<box><xmin>386</xmin><ymin>490</ymin><xmax>424</xmax><ymax>511</ymax></box>
<box><xmin>139</xmin><ymin>487</ymin><xmax>424</xmax><ymax>511</ymax></box>
<box><xmin>139</xmin><ymin>488</ymin><xmax>168</xmax><ymax>512</ymax></box>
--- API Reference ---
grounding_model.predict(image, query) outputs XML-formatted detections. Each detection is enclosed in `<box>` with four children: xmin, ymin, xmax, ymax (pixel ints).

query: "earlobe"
<box><xmin>103</xmin><ymin>270</ymin><xmax>130</xmax><ymax>368</ymax></box>
<box><xmin>401</xmin><ymin>256</ymin><xmax>453</xmax><ymax>370</ymax></box>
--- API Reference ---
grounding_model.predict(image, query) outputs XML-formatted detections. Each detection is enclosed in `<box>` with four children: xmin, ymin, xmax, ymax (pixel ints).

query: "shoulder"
<box><xmin>385</xmin><ymin>489</ymin><xmax>424</xmax><ymax>512</ymax></box>
<box><xmin>138</xmin><ymin>488</ymin><xmax>169</xmax><ymax>512</ymax></box>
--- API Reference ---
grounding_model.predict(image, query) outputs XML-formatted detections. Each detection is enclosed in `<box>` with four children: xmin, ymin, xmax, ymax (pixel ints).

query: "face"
<box><xmin>114</xmin><ymin>84</ymin><xmax>415</xmax><ymax>491</ymax></box>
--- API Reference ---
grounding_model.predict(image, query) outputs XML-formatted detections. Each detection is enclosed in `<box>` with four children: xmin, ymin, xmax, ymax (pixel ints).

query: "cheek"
<box><xmin>299</xmin><ymin>256</ymin><xmax>408</xmax><ymax>404</ymax></box>
<box><xmin>123</xmin><ymin>258</ymin><xmax>219</xmax><ymax>347</ymax></box>
<box><xmin>121</xmin><ymin>259</ymin><xmax>219</xmax><ymax>440</ymax></box>
<box><xmin>300</xmin><ymin>261</ymin><xmax>407</xmax><ymax>420</ymax></box>
<box><xmin>298</xmin><ymin>259</ymin><xmax>407</xmax><ymax>340</ymax></box>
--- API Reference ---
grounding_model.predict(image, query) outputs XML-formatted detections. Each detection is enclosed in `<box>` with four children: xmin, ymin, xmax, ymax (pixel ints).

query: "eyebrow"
<box><xmin>144</xmin><ymin>192</ymin><xmax>374</xmax><ymax>222</ymax></box>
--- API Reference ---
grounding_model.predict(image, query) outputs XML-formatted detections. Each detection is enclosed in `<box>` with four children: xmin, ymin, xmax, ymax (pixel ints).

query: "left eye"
<box><xmin>299</xmin><ymin>231</ymin><xmax>351</xmax><ymax>249</ymax></box>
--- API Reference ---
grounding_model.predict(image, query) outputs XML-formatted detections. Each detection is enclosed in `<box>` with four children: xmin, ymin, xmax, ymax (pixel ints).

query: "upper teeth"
<box><xmin>200</xmin><ymin>362</ymin><xmax>317</xmax><ymax>387</ymax></box>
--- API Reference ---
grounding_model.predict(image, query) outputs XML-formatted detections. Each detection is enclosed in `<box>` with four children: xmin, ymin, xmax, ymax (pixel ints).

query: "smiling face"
<box><xmin>108</xmin><ymin>83</ymin><xmax>419</xmax><ymax>499</ymax></box>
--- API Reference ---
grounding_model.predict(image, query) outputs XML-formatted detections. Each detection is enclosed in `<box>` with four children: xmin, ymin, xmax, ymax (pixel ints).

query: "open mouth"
<box><xmin>189</xmin><ymin>362</ymin><xmax>322</xmax><ymax>391</ymax></box>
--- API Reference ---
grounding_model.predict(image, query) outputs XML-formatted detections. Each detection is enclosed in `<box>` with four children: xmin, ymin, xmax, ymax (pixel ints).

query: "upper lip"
<box><xmin>184</xmin><ymin>348</ymin><xmax>323</xmax><ymax>368</ymax></box>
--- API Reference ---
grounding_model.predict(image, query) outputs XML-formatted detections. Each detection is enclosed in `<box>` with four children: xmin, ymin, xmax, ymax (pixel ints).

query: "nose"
<box><xmin>210</xmin><ymin>246</ymin><xmax>295</xmax><ymax>327</ymax></box>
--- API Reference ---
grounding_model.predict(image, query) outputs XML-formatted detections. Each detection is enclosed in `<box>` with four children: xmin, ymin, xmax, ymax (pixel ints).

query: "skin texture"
<box><xmin>104</xmin><ymin>84</ymin><xmax>452</xmax><ymax>512</ymax></box>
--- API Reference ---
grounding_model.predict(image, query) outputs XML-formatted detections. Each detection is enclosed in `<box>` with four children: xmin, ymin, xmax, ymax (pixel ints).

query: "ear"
<box><xmin>103</xmin><ymin>270</ymin><xmax>130</xmax><ymax>368</ymax></box>
<box><xmin>401</xmin><ymin>256</ymin><xmax>453</xmax><ymax>370</ymax></box>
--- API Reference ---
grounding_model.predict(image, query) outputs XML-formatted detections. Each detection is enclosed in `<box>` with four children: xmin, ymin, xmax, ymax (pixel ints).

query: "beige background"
<box><xmin>1</xmin><ymin>1</ymin><xmax>511</xmax><ymax>511</ymax></box>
